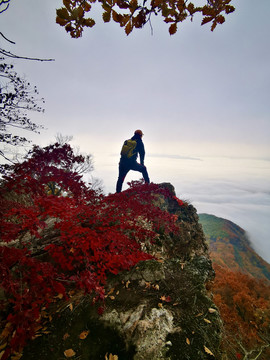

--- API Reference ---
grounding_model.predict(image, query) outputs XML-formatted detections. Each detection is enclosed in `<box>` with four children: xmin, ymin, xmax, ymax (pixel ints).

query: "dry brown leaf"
<box><xmin>145</xmin><ymin>282</ymin><xmax>151</xmax><ymax>289</ymax></box>
<box><xmin>10</xmin><ymin>352</ymin><xmax>22</xmax><ymax>360</ymax></box>
<box><xmin>55</xmin><ymin>293</ymin><xmax>64</xmax><ymax>300</ymax></box>
<box><xmin>186</xmin><ymin>338</ymin><xmax>190</xmax><ymax>345</ymax></box>
<box><xmin>181</xmin><ymin>263</ymin><xmax>185</xmax><ymax>270</ymax></box>
<box><xmin>125</xmin><ymin>280</ymin><xmax>130</xmax><ymax>288</ymax></box>
<box><xmin>204</xmin><ymin>345</ymin><xmax>214</xmax><ymax>356</ymax></box>
<box><xmin>0</xmin><ymin>322</ymin><xmax>12</xmax><ymax>338</ymax></box>
<box><xmin>160</xmin><ymin>295</ymin><xmax>167</xmax><ymax>301</ymax></box>
<box><xmin>107</xmin><ymin>288</ymin><xmax>115</xmax><ymax>295</ymax></box>
<box><xmin>34</xmin><ymin>325</ymin><xmax>42</xmax><ymax>333</ymax></box>
<box><xmin>116</xmin><ymin>290</ymin><xmax>119</xmax><ymax>295</ymax></box>
<box><xmin>158</xmin><ymin>303</ymin><xmax>163</xmax><ymax>308</ymax></box>
<box><xmin>208</xmin><ymin>308</ymin><xmax>217</xmax><ymax>313</ymax></box>
<box><xmin>204</xmin><ymin>318</ymin><xmax>211</xmax><ymax>324</ymax></box>
<box><xmin>105</xmin><ymin>353</ymin><xmax>118</xmax><ymax>360</ymax></box>
<box><xmin>195</xmin><ymin>312</ymin><xmax>203</xmax><ymax>317</ymax></box>
<box><xmin>79</xmin><ymin>330</ymin><xmax>89</xmax><ymax>339</ymax></box>
<box><xmin>63</xmin><ymin>333</ymin><xmax>70</xmax><ymax>340</ymax></box>
<box><xmin>153</xmin><ymin>284</ymin><xmax>159</xmax><ymax>290</ymax></box>
<box><xmin>109</xmin><ymin>296</ymin><xmax>115</xmax><ymax>300</ymax></box>
<box><xmin>68</xmin><ymin>290</ymin><xmax>75</xmax><ymax>297</ymax></box>
<box><xmin>69</xmin><ymin>303</ymin><xmax>73</xmax><ymax>311</ymax></box>
<box><xmin>64</xmin><ymin>349</ymin><xmax>76</xmax><ymax>357</ymax></box>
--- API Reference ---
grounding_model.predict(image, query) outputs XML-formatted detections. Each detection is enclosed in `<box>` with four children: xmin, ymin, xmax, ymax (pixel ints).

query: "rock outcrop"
<box><xmin>22</xmin><ymin>183</ymin><xmax>223</xmax><ymax>360</ymax></box>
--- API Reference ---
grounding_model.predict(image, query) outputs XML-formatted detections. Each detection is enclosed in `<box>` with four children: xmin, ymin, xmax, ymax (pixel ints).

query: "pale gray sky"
<box><xmin>1</xmin><ymin>0</ymin><xmax>270</xmax><ymax>261</ymax></box>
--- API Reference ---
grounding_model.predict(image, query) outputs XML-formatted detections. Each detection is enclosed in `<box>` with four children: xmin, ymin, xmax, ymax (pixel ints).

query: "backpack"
<box><xmin>120</xmin><ymin>139</ymin><xmax>137</xmax><ymax>159</ymax></box>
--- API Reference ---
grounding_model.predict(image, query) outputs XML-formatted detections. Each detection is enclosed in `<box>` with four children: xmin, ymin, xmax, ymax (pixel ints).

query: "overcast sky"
<box><xmin>1</xmin><ymin>0</ymin><xmax>270</xmax><ymax>261</ymax></box>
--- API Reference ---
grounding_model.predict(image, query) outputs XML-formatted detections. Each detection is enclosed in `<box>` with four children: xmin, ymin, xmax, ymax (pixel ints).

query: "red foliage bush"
<box><xmin>0</xmin><ymin>143</ymin><xmax>181</xmax><ymax>358</ymax></box>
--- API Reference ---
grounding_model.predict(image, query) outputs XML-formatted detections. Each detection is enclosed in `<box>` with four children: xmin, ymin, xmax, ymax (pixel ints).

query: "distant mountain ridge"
<box><xmin>199</xmin><ymin>213</ymin><xmax>270</xmax><ymax>282</ymax></box>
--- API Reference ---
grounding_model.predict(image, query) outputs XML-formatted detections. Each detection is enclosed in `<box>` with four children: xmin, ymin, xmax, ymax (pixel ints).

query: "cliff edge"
<box><xmin>21</xmin><ymin>183</ymin><xmax>222</xmax><ymax>360</ymax></box>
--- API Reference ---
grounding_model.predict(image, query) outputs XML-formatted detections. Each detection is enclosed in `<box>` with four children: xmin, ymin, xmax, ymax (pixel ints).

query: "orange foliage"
<box><xmin>213</xmin><ymin>265</ymin><xmax>270</xmax><ymax>359</ymax></box>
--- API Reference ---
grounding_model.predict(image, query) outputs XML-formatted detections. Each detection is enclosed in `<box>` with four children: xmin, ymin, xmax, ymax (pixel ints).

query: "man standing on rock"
<box><xmin>116</xmin><ymin>129</ymin><xmax>150</xmax><ymax>193</ymax></box>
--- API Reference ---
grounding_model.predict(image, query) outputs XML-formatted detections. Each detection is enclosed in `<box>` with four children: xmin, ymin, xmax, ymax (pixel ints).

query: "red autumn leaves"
<box><xmin>0</xmin><ymin>143</ymin><xmax>182</xmax><ymax>359</ymax></box>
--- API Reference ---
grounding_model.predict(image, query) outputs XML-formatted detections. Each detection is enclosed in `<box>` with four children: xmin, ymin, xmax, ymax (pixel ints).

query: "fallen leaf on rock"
<box><xmin>79</xmin><ymin>330</ymin><xmax>89</xmax><ymax>339</ymax></box>
<box><xmin>204</xmin><ymin>345</ymin><xmax>214</xmax><ymax>356</ymax></box>
<box><xmin>63</xmin><ymin>333</ymin><xmax>70</xmax><ymax>340</ymax></box>
<box><xmin>64</xmin><ymin>349</ymin><xmax>76</xmax><ymax>357</ymax></box>
<box><xmin>195</xmin><ymin>312</ymin><xmax>203</xmax><ymax>317</ymax></box>
<box><xmin>0</xmin><ymin>322</ymin><xmax>12</xmax><ymax>338</ymax></box>
<box><xmin>55</xmin><ymin>293</ymin><xmax>64</xmax><ymax>300</ymax></box>
<box><xmin>105</xmin><ymin>353</ymin><xmax>118</xmax><ymax>360</ymax></box>
<box><xmin>107</xmin><ymin>288</ymin><xmax>115</xmax><ymax>295</ymax></box>
<box><xmin>10</xmin><ymin>352</ymin><xmax>22</xmax><ymax>360</ymax></box>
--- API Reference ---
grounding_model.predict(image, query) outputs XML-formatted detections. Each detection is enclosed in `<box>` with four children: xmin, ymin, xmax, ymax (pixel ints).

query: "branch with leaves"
<box><xmin>56</xmin><ymin>0</ymin><xmax>235</xmax><ymax>38</ymax></box>
<box><xmin>0</xmin><ymin>0</ymin><xmax>10</xmax><ymax>14</ymax></box>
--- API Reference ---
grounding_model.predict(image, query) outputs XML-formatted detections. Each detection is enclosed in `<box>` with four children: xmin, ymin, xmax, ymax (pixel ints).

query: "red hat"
<box><xmin>134</xmin><ymin>129</ymin><xmax>144</xmax><ymax>136</ymax></box>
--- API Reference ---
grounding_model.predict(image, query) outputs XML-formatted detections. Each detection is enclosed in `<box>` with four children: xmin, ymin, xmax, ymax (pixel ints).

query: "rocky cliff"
<box><xmin>199</xmin><ymin>213</ymin><xmax>270</xmax><ymax>282</ymax></box>
<box><xmin>21</xmin><ymin>183</ymin><xmax>222</xmax><ymax>360</ymax></box>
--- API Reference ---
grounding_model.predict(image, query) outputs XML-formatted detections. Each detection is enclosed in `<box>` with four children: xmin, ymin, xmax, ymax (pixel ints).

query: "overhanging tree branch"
<box><xmin>0</xmin><ymin>32</ymin><xmax>54</xmax><ymax>61</ymax></box>
<box><xmin>0</xmin><ymin>0</ymin><xmax>10</xmax><ymax>14</ymax></box>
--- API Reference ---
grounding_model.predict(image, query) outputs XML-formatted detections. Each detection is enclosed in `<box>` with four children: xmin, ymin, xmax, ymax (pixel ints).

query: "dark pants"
<box><xmin>116</xmin><ymin>160</ymin><xmax>150</xmax><ymax>193</ymax></box>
